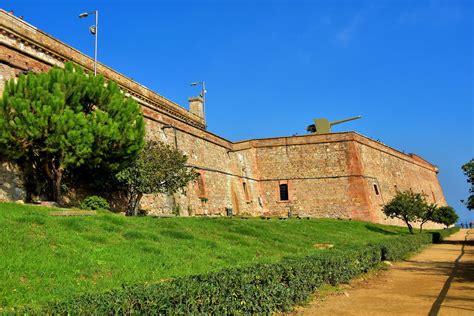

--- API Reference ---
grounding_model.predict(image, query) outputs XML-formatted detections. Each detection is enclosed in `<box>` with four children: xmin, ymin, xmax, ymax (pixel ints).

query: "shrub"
<box><xmin>26</xmin><ymin>228</ymin><xmax>458</xmax><ymax>314</ymax></box>
<box><xmin>80</xmin><ymin>196</ymin><xmax>110</xmax><ymax>211</ymax></box>
<box><xmin>430</xmin><ymin>226</ymin><xmax>460</xmax><ymax>243</ymax></box>
<box><xmin>373</xmin><ymin>233</ymin><xmax>432</xmax><ymax>261</ymax></box>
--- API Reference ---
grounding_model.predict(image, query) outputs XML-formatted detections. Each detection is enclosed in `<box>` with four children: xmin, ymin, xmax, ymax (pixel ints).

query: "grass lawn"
<box><xmin>0</xmin><ymin>202</ymin><xmax>410</xmax><ymax>309</ymax></box>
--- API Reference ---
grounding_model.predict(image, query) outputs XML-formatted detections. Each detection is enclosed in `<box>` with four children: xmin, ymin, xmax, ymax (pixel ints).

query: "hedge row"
<box><xmin>27</xmin><ymin>228</ymin><xmax>459</xmax><ymax>315</ymax></box>
<box><xmin>370</xmin><ymin>226</ymin><xmax>458</xmax><ymax>261</ymax></box>
<box><xmin>432</xmin><ymin>226</ymin><xmax>460</xmax><ymax>243</ymax></box>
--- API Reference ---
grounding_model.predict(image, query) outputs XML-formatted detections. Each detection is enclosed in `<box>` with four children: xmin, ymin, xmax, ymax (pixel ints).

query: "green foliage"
<box><xmin>80</xmin><ymin>196</ymin><xmax>110</xmax><ymax>211</ymax></box>
<box><xmin>374</xmin><ymin>226</ymin><xmax>459</xmax><ymax>260</ymax></box>
<box><xmin>0</xmin><ymin>202</ymin><xmax>417</xmax><ymax>309</ymax></box>
<box><xmin>373</xmin><ymin>233</ymin><xmax>431</xmax><ymax>261</ymax></box>
<box><xmin>432</xmin><ymin>206</ymin><xmax>459</xmax><ymax>228</ymax></box>
<box><xmin>382</xmin><ymin>190</ymin><xmax>427</xmax><ymax>234</ymax></box>
<box><xmin>383</xmin><ymin>191</ymin><xmax>459</xmax><ymax>233</ymax></box>
<box><xmin>0</xmin><ymin>62</ymin><xmax>145</xmax><ymax>203</ymax></box>
<box><xmin>462</xmin><ymin>159</ymin><xmax>474</xmax><ymax>210</ymax></box>
<box><xmin>24</xmin><ymin>248</ymin><xmax>379</xmax><ymax>314</ymax></box>
<box><xmin>116</xmin><ymin>141</ymin><xmax>198</xmax><ymax>216</ymax></box>
<box><xmin>419</xmin><ymin>202</ymin><xmax>438</xmax><ymax>233</ymax></box>
<box><xmin>430</xmin><ymin>226</ymin><xmax>460</xmax><ymax>243</ymax></box>
<box><xmin>26</xmin><ymin>229</ymin><xmax>459</xmax><ymax>315</ymax></box>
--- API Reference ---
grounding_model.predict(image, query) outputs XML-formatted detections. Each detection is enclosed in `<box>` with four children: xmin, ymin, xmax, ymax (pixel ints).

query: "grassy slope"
<box><xmin>0</xmin><ymin>202</ymin><xmax>409</xmax><ymax>308</ymax></box>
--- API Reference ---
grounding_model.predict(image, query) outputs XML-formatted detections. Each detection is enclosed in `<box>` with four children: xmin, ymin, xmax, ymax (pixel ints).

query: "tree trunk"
<box><xmin>52</xmin><ymin>169</ymin><xmax>63</xmax><ymax>206</ymax></box>
<box><xmin>419</xmin><ymin>220</ymin><xmax>426</xmax><ymax>233</ymax></box>
<box><xmin>127</xmin><ymin>192</ymin><xmax>143</xmax><ymax>216</ymax></box>
<box><xmin>405</xmin><ymin>220</ymin><xmax>413</xmax><ymax>234</ymax></box>
<box><xmin>44</xmin><ymin>158</ymin><xmax>64</xmax><ymax>205</ymax></box>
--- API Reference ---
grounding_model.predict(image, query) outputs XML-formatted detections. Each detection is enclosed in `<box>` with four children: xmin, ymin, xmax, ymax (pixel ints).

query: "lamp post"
<box><xmin>190</xmin><ymin>81</ymin><xmax>206</xmax><ymax>118</ymax></box>
<box><xmin>79</xmin><ymin>10</ymin><xmax>99</xmax><ymax>76</ymax></box>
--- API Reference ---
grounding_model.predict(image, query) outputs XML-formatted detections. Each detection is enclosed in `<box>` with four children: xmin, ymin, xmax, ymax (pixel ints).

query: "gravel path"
<box><xmin>293</xmin><ymin>229</ymin><xmax>474</xmax><ymax>316</ymax></box>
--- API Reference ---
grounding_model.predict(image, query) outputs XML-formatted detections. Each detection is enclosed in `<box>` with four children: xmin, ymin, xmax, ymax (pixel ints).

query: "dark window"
<box><xmin>279</xmin><ymin>184</ymin><xmax>289</xmax><ymax>201</ymax></box>
<box><xmin>373</xmin><ymin>184</ymin><xmax>379</xmax><ymax>195</ymax></box>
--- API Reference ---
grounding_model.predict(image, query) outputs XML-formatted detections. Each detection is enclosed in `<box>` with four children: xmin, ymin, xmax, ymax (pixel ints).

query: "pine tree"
<box><xmin>0</xmin><ymin>62</ymin><xmax>145</xmax><ymax>203</ymax></box>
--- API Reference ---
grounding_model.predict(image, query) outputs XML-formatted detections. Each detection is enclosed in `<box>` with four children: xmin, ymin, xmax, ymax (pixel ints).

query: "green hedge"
<box><xmin>431</xmin><ymin>226</ymin><xmax>460</xmax><ymax>243</ymax></box>
<box><xmin>26</xmin><ymin>228</ymin><xmax>459</xmax><ymax>315</ymax></box>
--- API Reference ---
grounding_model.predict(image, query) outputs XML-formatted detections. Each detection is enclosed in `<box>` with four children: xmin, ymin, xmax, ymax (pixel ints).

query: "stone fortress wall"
<box><xmin>0</xmin><ymin>10</ymin><xmax>446</xmax><ymax>227</ymax></box>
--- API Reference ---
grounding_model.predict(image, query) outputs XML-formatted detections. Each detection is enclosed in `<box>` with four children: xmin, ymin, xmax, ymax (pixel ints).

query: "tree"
<box><xmin>382</xmin><ymin>190</ymin><xmax>427</xmax><ymax>234</ymax></box>
<box><xmin>419</xmin><ymin>202</ymin><xmax>437</xmax><ymax>233</ymax></box>
<box><xmin>0</xmin><ymin>62</ymin><xmax>145</xmax><ymax>204</ymax></box>
<box><xmin>432</xmin><ymin>206</ymin><xmax>459</xmax><ymax>228</ymax></box>
<box><xmin>462</xmin><ymin>159</ymin><xmax>474</xmax><ymax>210</ymax></box>
<box><xmin>116</xmin><ymin>141</ymin><xmax>198</xmax><ymax>216</ymax></box>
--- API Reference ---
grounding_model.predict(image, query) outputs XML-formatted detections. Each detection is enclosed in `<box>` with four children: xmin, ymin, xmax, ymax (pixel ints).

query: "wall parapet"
<box><xmin>233</xmin><ymin>132</ymin><xmax>438</xmax><ymax>172</ymax></box>
<box><xmin>232</xmin><ymin>132</ymin><xmax>438</xmax><ymax>173</ymax></box>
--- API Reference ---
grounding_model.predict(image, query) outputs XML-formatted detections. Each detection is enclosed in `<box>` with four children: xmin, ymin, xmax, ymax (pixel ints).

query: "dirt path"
<box><xmin>293</xmin><ymin>229</ymin><xmax>474</xmax><ymax>316</ymax></box>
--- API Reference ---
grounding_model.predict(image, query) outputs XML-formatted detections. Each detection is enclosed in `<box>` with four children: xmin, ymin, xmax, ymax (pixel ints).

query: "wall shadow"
<box><xmin>364</xmin><ymin>224</ymin><xmax>398</xmax><ymax>235</ymax></box>
<box><xmin>428</xmin><ymin>230</ymin><xmax>472</xmax><ymax>316</ymax></box>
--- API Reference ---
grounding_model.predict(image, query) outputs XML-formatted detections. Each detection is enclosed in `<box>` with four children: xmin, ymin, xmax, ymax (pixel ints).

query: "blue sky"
<box><xmin>4</xmin><ymin>0</ymin><xmax>473</xmax><ymax>223</ymax></box>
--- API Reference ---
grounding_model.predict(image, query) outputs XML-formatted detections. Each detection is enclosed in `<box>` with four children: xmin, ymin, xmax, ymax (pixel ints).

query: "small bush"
<box><xmin>80</xmin><ymin>196</ymin><xmax>110</xmax><ymax>211</ymax></box>
<box><xmin>430</xmin><ymin>226</ymin><xmax>460</xmax><ymax>243</ymax></box>
<box><xmin>372</xmin><ymin>233</ymin><xmax>431</xmax><ymax>261</ymax></box>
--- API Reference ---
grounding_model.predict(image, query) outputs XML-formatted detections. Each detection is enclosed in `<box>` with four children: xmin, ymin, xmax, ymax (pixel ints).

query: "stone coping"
<box><xmin>232</xmin><ymin>132</ymin><xmax>438</xmax><ymax>172</ymax></box>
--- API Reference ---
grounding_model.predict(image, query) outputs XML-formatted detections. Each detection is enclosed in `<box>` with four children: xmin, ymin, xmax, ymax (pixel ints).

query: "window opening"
<box><xmin>373</xmin><ymin>184</ymin><xmax>380</xmax><ymax>196</ymax></box>
<box><xmin>279</xmin><ymin>184</ymin><xmax>289</xmax><ymax>201</ymax></box>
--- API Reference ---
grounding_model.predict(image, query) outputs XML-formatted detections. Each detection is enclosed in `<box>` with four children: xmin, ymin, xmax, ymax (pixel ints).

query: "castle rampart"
<box><xmin>0</xmin><ymin>10</ymin><xmax>446</xmax><ymax>228</ymax></box>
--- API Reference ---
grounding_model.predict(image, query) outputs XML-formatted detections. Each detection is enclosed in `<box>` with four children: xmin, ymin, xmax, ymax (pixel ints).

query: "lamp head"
<box><xmin>79</xmin><ymin>12</ymin><xmax>89</xmax><ymax>18</ymax></box>
<box><xmin>190</xmin><ymin>82</ymin><xmax>198</xmax><ymax>86</ymax></box>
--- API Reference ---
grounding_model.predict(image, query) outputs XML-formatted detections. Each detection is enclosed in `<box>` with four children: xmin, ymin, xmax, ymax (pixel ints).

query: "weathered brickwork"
<box><xmin>0</xmin><ymin>161</ymin><xmax>24</xmax><ymax>201</ymax></box>
<box><xmin>0</xmin><ymin>10</ymin><xmax>446</xmax><ymax>228</ymax></box>
<box><xmin>355</xmin><ymin>138</ymin><xmax>446</xmax><ymax>226</ymax></box>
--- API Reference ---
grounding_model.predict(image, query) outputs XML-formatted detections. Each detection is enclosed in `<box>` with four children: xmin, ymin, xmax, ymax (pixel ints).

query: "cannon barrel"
<box><xmin>330</xmin><ymin>116</ymin><xmax>362</xmax><ymax>126</ymax></box>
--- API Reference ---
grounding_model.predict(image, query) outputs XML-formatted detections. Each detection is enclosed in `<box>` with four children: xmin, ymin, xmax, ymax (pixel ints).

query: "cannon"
<box><xmin>306</xmin><ymin>116</ymin><xmax>362</xmax><ymax>134</ymax></box>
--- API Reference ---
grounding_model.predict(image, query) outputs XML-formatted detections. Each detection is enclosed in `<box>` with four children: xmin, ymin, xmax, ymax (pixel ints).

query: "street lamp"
<box><xmin>79</xmin><ymin>10</ymin><xmax>99</xmax><ymax>76</ymax></box>
<box><xmin>190</xmin><ymin>81</ymin><xmax>206</xmax><ymax>118</ymax></box>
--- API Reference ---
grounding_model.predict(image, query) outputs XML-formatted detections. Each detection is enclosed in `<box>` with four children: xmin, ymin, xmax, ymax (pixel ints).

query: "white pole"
<box><xmin>94</xmin><ymin>10</ymin><xmax>98</xmax><ymax>76</ymax></box>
